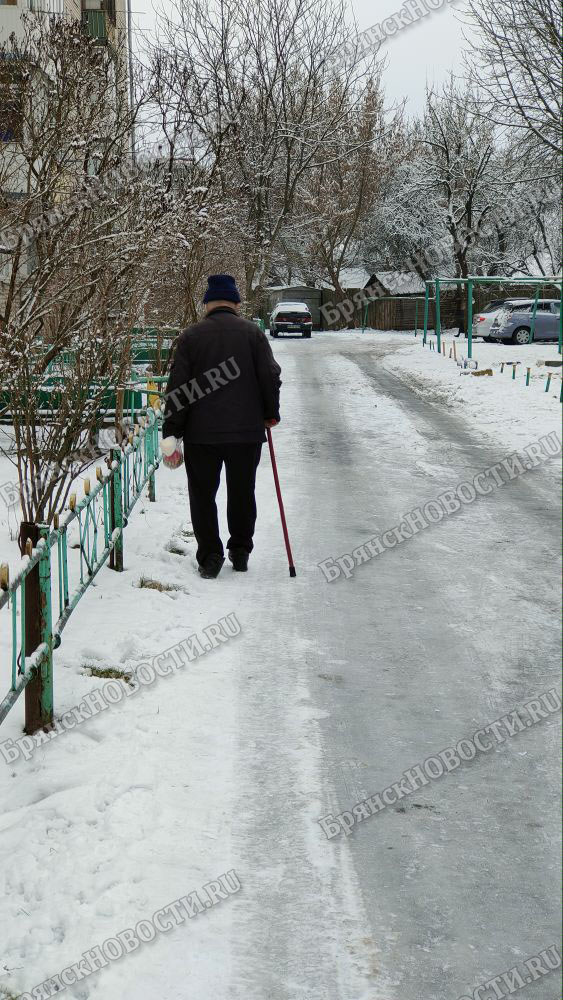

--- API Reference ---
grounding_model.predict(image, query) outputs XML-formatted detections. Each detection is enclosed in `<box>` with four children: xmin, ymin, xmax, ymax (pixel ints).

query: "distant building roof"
<box><xmin>367</xmin><ymin>271</ymin><xmax>426</xmax><ymax>295</ymax></box>
<box><xmin>337</xmin><ymin>267</ymin><xmax>373</xmax><ymax>289</ymax></box>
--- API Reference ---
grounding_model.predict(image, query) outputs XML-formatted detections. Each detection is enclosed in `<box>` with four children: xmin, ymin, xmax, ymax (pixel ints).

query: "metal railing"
<box><xmin>0</xmin><ymin>405</ymin><xmax>160</xmax><ymax>731</ymax></box>
<box><xmin>0</xmin><ymin>379</ymin><xmax>147</xmax><ymax>426</ymax></box>
<box><xmin>82</xmin><ymin>9</ymin><xmax>107</xmax><ymax>41</ymax></box>
<box><xmin>422</xmin><ymin>276</ymin><xmax>563</xmax><ymax>358</ymax></box>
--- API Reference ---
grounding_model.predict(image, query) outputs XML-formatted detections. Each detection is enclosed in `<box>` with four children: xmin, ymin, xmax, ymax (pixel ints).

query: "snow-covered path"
<box><xmin>0</xmin><ymin>332</ymin><xmax>561</xmax><ymax>1000</ymax></box>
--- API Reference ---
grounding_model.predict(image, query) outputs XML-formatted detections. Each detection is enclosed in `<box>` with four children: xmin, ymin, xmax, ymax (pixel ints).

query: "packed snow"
<box><xmin>0</xmin><ymin>330</ymin><xmax>560</xmax><ymax>1000</ymax></box>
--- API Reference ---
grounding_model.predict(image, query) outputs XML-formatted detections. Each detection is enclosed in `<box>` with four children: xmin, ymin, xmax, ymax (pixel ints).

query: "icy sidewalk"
<box><xmin>0</xmin><ymin>350</ymin><xmax>381</xmax><ymax>1000</ymax></box>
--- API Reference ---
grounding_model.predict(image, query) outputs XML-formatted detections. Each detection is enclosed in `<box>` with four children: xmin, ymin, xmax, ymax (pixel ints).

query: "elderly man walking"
<box><xmin>161</xmin><ymin>274</ymin><xmax>282</xmax><ymax>578</ymax></box>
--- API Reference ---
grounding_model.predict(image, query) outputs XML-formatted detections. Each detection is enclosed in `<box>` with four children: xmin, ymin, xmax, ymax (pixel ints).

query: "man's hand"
<box><xmin>265</xmin><ymin>419</ymin><xmax>279</xmax><ymax>428</ymax></box>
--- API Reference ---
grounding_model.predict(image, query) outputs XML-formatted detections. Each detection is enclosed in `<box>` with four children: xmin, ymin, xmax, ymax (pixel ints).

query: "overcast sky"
<box><xmin>130</xmin><ymin>0</ymin><xmax>466</xmax><ymax>115</ymax></box>
<box><xmin>349</xmin><ymin>0</ymin><xmax>465</xmax><ymax>113</ymax></box>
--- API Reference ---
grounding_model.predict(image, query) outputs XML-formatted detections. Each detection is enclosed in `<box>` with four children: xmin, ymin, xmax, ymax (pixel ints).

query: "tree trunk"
<box><xmin>18</xmin><ymin>521</ymin><xmax>48</xmax><ymax>734</ymax></box>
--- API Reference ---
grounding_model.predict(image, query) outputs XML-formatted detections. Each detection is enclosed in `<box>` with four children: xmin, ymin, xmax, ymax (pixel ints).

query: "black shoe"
<box><xmin>228</xmin><ymin>548</ymin><xmax>249</xmax><ymax>572</ymax></box>
<box><xmin>198</xmin><ymin>554</ymin><xmax>224</xmax><ymax>579</ymax></box>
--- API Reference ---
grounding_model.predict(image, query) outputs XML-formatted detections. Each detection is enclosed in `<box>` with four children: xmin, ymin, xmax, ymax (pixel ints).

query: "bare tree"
<box><xmin>366</xmin><ymin>80</ymin><xmax>501</xmax><ymax>289</ymax></box>
<box><xmin>366</xmin><ymin>82</ymin><xmax>561</xmax><ymax>287</ymax></box>
<box><xmin>303</xmin><ymin>78</ymin><xmax>403</xmax><ymax>301</ymax></box>
<box><xmin>0</xmin><ymin>16</ymin><xmax>190</xmax><ymax>524</ymax></box>
<box><xmin>463</xmin><ymin>0</ymin><xmax>562</xmax><ymax>172</ymax></box>
<box><xmin>150</xmin><ymin>0</ymin><xmax>383</xmax><ymax>312</ymax></box>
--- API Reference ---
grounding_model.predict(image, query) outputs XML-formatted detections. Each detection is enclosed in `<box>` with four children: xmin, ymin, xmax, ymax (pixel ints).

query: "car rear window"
<box><xmin>481</xmin><ymin>300</ymin><xmax>505</xmax><ymax>313</ymax></box>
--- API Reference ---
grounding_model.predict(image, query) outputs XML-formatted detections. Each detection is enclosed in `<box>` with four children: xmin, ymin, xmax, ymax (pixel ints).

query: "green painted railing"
<box><xmin>0</xmin><ymin>378</ymin><xmax>146</xmax><ymax>426</ymax></box>
<box><xmin>82</xmin><ymin>9</ymin><xmax>107</xmax><ymax>42</ymax></box>
<box><xmin>0</xmin><ymin>407</ymin><xmax>160</xmax><ymax>730</ymax></box>
<box><xmin>422</xmin><ymin>276</ymin><xmax>563</xmax><ymax>358</ymax></box>
<box><xmin>0</xmin><ymin>329</ymin><xmax>176</xmax><ymax>426</ymax></box>
<box><xmin>130</xmin><ymin>328</ymin><xmax>177</xmax><ymax>366</ymax></box>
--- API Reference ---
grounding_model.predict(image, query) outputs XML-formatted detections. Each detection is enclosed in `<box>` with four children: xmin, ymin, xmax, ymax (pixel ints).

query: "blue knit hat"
<box><xmin>203</xmin><ymin>274</ymin><xmax>241</xmax><ymax>304</ymax></box>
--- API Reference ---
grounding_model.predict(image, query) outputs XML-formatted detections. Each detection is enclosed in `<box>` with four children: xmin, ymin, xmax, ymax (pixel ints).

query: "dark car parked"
<box><xmin>270</xmin><ymin>301</ymin><xmax>313</xmax><ymax>338</ymax></box>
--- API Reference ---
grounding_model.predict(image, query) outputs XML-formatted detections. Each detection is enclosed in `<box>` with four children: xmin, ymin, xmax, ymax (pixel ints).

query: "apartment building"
<box><xmin>0</xmin><ymin>0</ymin><xmax>131</xmax><ymax>311</ymax></box>
<box><xmin>0</xmin><ymin>0</ymin><xmax>128</xmax><ymax>59</ymax></box>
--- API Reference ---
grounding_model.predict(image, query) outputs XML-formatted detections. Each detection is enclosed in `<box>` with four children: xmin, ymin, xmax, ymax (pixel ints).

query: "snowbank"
<box><xmin>382</xmin><ymin>332</ymin><xmax>562</xmax><ymax>456</ymax></box>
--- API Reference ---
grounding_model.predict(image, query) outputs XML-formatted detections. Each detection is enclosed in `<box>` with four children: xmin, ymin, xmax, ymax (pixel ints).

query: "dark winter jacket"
<box><xmin>162</xmin><ymin>307</ymin><xmax>282</xmax><ymax>444</ymax></box>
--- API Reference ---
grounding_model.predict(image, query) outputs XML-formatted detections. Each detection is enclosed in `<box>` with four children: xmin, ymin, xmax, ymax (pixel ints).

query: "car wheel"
<box><xmin>302</xmin><ymin>331</ymin><xmax>311</xmax><ymax>338</ymax></box>
<box><xmin>271</xmin><ymin>328</ymin><xmax>278</xmax><ymax>338</ymax></box>
<box><xmin>512</xmin><ymin>327</ymin><xmax>531</xmax><ymax>345</ymax></box>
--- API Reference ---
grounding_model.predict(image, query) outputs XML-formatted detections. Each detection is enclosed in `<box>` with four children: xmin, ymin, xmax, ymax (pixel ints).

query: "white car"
<box><xmin>270</xmin><ymin>301</ymin><xmax>313</xmax><ymax>338</ymax></box>
<box><xmin>471</xmin><ymin>298</ymin><xmax>530</xmax><ymax>341</ymax></box>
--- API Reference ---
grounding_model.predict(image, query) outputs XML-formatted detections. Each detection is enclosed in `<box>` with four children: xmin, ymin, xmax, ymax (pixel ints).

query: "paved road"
<box><xmin>230</xmin><ymin>333</ymin><xmax>562</xmax><ymax>1000</ymax></box>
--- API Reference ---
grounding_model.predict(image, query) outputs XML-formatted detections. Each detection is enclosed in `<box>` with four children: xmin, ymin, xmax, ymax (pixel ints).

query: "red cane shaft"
<box><xmin>267</xmin><ymin>428</ymin><xmax>296</xmax><ymax>576</ymax></box>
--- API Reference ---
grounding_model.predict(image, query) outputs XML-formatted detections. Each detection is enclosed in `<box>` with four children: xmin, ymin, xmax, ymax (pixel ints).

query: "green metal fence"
<box><xmin>0</xmin><ymin>327</ymin><xmax>176</xmax><ymax>426</ymax></box>
<box><xmin>0</xmin><ymin>406</ymin><xmax>161</xmax><ymax>731</ymax></box>
<box><xmin>422</xmin><ymin>276</ymin><xmax>563</xmax><ymax>358</ymax></box>
<box><xmin>130</xmin><ymin>327</ymin><xmax>177</xmax><ymax>368</ymax></box>
<box><xmin>0</xmin><ymin>377</ymin><xmax>146</xmax><ymax>427</ymax></box>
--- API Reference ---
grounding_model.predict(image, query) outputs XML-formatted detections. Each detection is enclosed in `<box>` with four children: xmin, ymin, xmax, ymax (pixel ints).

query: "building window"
<box><xmin>0</xmin><ymin>0</ymin><xmax>18</xmax><ymax>6</ymax></box>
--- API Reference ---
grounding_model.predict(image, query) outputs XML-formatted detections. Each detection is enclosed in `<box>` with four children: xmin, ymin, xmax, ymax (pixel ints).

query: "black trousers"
<box><xmin>184</xmin><ymin>442</ymin><xmax>263</xmax><ymax>564</ymax></box>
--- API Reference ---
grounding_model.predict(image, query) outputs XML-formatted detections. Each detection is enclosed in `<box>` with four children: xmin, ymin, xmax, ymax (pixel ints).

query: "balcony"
<box><xmin>82</xmin><ymin>8</ymin><xmax>107</xmax><ymax>42</ymax></box>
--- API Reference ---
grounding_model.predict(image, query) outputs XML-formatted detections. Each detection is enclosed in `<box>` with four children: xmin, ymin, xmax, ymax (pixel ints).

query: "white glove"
<box><xmin>161</xmin><ymin>436</ymin><xmax>179</xmax><ymax>457</ymax></box>
<box><xmin>161</xmin><ymin>436</ymin><xmax>183</xmax><ymax>469</ymax></box>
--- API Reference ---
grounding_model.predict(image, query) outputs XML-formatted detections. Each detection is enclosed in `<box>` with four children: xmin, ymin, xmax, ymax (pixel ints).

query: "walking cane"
<box><xmin>266</xmin><ymin>427</ymin><xmax>296</xmax><ymax>578</ymax></box>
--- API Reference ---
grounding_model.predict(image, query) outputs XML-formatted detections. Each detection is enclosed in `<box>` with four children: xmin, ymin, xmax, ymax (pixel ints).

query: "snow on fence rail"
<box><xmin>0</xmin><ymin>406</ymin><xmax>161</xmax><ymax>734</ymax></box>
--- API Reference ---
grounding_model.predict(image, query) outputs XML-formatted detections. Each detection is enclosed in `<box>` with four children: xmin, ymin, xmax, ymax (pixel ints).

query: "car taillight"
<box><xmin>477</xmin><ymin>316</ymin><xmax>485</xmax><ymax>322</ymax></box>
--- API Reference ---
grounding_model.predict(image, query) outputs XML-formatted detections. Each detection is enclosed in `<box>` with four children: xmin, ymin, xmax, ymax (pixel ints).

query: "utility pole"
<box><xmin>126</xmin><ymin>0</ymin><xmax>136</xmax><ymax>165</ymax></box>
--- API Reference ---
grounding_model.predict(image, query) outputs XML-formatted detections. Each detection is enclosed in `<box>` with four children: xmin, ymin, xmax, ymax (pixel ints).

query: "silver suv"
<box><xmin>490</xmin><ymin>299</ymin><xmax>561</xmax><ymax>344</ymax></box>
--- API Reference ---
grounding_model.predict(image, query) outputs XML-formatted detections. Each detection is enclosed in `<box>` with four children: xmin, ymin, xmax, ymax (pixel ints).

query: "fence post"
<box><xmin>467</xmin><ymin>279</ymin><xmax>474</xmax><ymax>360</ymax></box>
<box><xmin>37</xmin><ymin>525</ymin><xmax>53</xmax><ymax>725</ymax></box>
<box><xmin>109</xmin><ymin>447</ymin><xmax>124</xmax><ymax>572</ymax></box>
<box><xmin>423</xmin><ymin>284</ymin><xmax>429</xmax><ymax>345</ymax></box>
<box><xmin>434</xmin><ymin>279</ymin><xmax>442</xmax><ymax>353</ymax></box>
<box><xmin>529</xmin><ymin>286</ymin><xmax>539</xmax><ymax>343</ymax></box>
<box><xmin>18</xmin><ymin>522</ymin><xmax>54</xmax><ymax>734</ymax></box>
<box><xmin>148</xmin><ymin>411</ymin><xmax>156</xmax><ymax>503</ymax></box>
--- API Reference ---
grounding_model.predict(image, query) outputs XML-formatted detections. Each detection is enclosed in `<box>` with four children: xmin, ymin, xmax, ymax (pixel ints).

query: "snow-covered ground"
<box><xmin>382</xmin><ymin>330</ymin><xmax>562</xmax><ymax>456</ymax></box>
<box><xmin>0</xmin><ymin>331</ymin><xmax>561</xmax><ymax>1000</ymax></box>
